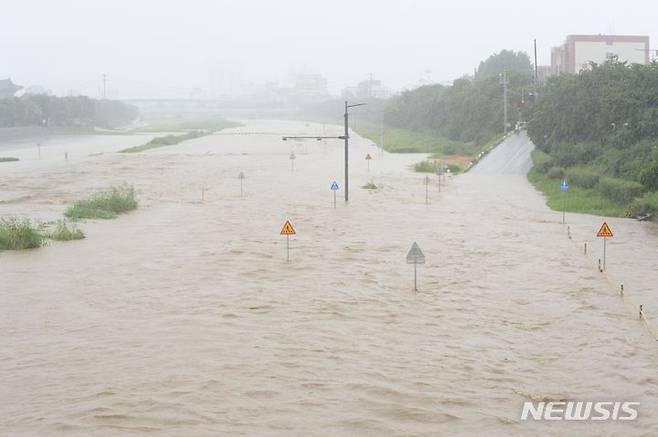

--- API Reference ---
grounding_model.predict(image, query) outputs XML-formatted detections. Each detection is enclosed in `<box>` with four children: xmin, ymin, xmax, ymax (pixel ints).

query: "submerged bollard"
<box><xmin>620</xmin><ymin>284</ymin><xmax>624</xmax><ymax>296</ymax></box>
<box><xmin>598</xmin><ymin>259</ymin><xmax>602</xmax><ymax>272</ymax></box>
<box><xmin>639</xmin><ymin>304</ymin><xmax>644</xmax><ymax>320</ymax></box>
<box><xmin>567</xmin><ymin>226</ymin><xmax>571</xmax><ymax>239</ymax></box>
<box><xmin>584</xmin><ymin>242</ymin><xmax>588</xmax><ymax>255</ymax></box>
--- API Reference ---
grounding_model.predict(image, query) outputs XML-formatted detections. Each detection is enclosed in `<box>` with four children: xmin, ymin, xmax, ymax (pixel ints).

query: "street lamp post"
<box><xmin>344</xmin><ymin>101</ymin><xmax>367</xmax><ymax>202</ymax></box>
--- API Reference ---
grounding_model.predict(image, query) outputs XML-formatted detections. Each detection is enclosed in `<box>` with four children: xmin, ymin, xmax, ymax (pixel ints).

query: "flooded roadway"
<box><xmin>1</xmin><ymin>121</ymin><xmax>657</xmax><ymax>436</ymax></box>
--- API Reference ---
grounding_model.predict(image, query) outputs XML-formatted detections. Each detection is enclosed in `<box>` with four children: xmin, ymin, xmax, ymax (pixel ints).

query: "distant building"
<box><xmin>342</xmin><ymin>76</ymin><xmax>391</xmax><ymax>99</ymax></box>
<box><xmin>551</xmin><ymin>34</ymin><xmax>650</xmax><ymax>75</ymax></box>
<box><xmin>293</xmin><ymin>74</ymin><xmax>329</xmax><ymax>101</ymax></box>
<box><xmin>0</xmin><ymin>78</ymin><xmax>22</xmax><ymax>98</ymax></box>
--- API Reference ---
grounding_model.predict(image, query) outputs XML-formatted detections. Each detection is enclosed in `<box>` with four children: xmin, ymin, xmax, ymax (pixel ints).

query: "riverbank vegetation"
<box><xmin>135</xmin><ymin>115</ymin><xmax>241</xmax><ymax>133</ymax></box>
<box><xmin>0</xmin><ymin>95</ymin><xmax>138</xmax><ymax>128</ymax></box>
<box><xmin>49</xmin><ymin>220</ymin><xmax>85</xmax><ymax>241</ymax></box>
<box><xmin>0</xmin><ymin>184</ymin><xmax>135</xmax><ymax>251</ymax></box>
<box><xmin>0</xmin><ymin>218</ymin><xmax>86</xmax><ymax>251</ymax></box>
<box><xmin>0</xmin><ymin>218</ymin><xmax>44</xmax><ymax>250</ymax></box>
<box><xmin>120</xmin><ymin>131</ymin><xmax>209</xmax><ymax>153</ymax></box>
<box><xmin>65</xmin><ymin>184</ymin><xmax>138</xmax><ymax>220</ymax></box>
<box><xmin>0</xmin><ymin>157</ymin><xmax>19</xmax><ymax>162</ymax></box>
<box><xmin>527</xmin><ymin>60</ymin><xmax>658</xmax><ymax>218</ymax></box>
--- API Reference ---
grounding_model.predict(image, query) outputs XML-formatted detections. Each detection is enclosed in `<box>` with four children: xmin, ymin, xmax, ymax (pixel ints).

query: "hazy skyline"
<box><xmin>3</xmin><ymin>0</ymin><xmax>658</xmax><ymax>99</ymax></box>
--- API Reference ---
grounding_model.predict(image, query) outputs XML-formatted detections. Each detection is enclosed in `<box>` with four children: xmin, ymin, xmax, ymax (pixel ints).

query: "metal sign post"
<box><xmin>280</xmin><ymin>220</ymin><xmax>296</xmax><ymax>262</ymax></box>
<box><xmin>238</xmin><ymin>172</ymin><xmax>245</xmax><ymax>197</ymax></box>
<box><xmin>436</xmin><ymin>164</ymin><xmax>444</xmax><ymax>192</ymax></box>
<box><xmin>365</xmin><ymin>153</ymin><xmax>372</xmax><ymax>172</ymax></box>
<box><xmin>596</xmin><ymin>222</ymin><xmax>613</xmax><ymax>271</ymax></box>
<box><xmin>424</xmin><ymin>175</ymin><xmax>430</xmax><ymax>205</ymax></box>
<box><xmin>406</xmin><ymin>242</ymin><xmax>426</xmax><ymax>291</ymax></box>
<box><xmin>560</xmin><ymin>179</ymin><xmax>569</xmax><ymax>224</ymax></box>
<box><xmin>289</xmin><ymin>151</ymin><xmax>296</xmax><ymax>173</ymax></box>
<box><xmin>330</xmin><ymin>181</ymin><xmax>339</xmax><ymax>209</ymax></box>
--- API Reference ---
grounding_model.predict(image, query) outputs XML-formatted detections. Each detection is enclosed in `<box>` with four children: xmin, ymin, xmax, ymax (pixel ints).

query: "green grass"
<box><xmin>120</xmin><ymin>131</ymin><xmax>211</xmax><ymax>153</ymax></box>
<box><xmin>413</xmin><ymin>160</ymin><xmax>437</xmax><ymax>173</ymax></box>
<box><xmin>135</xmin><ymin>116</ymin><xmax>242</xmax><ymax>133</ymax></box>
<box><xmin>65</xmin><ymin>184</ymin><xmax>138</xmax><ymax>220</ymax></box>
<box><xmin>0</xmin><ymin>157</ymin><xmax>19</xmax><ymax>162</ymax></box>
<box><xmin>49</xmin><ymin>220</ymin><xmax>85</xmax><ymax>241</ymax></box>
<box><xmin>528</xmin><ymin>150</ymin><xmax>626</xmax><ymax>217</ymax></box>
<box><xmin>355</xmin><ymin>123</ymin><xmax>469</xmax><ymax>154</ymax></box>
<box><xmin>0</xmin><ymin>217</ymin><xmax>45</xmax><ymax>250</ymax></box>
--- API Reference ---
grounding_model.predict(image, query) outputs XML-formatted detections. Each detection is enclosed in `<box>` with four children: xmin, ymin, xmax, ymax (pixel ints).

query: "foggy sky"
<box><xmin>3</xmin><ymin>0</ymin><xmax>658</xmax><ymax>99</ymax></box>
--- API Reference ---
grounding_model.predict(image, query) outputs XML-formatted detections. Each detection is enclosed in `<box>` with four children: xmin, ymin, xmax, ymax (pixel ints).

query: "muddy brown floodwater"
<box><xmin>1</xmin><ymin>121</ymin><xmax>657</xmax><ymax>436</ymax></box>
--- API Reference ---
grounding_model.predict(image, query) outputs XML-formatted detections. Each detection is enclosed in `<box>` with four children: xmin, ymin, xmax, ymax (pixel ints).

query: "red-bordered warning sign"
<box><xmin>280</xmin><ymin>220</ymin><xmax>296</xmax><ymax>235</ymax></box>
<box><xmin>365</xmin><ymin>153</ymin><xmax>372</xmax><ymax>160</ymax></box>
<box><xmin>596</xmin><ymin>222</ymin><xmax>613</xmax><ymax>238</ymax></box>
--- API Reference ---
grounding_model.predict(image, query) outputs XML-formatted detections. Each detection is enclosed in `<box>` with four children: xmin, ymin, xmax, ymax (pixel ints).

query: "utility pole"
<box><xmin>343</xmin><ymin>101</ymin><xmax>367</xmax><ymax>202</ymax></box>
<box><xmin>344</xmin><ymin>101</ymin><xmax>350</xmax><ymax>201</ymax></box>
<box><xmin>500</xmin><ymin>70</ymin><xmax>509</xmax><ymax>133</ymax></box>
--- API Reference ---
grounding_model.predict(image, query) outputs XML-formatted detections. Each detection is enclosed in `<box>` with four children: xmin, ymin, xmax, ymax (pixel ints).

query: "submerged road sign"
<box><xmin>280</xmin><ymin>220</ymin><xmax>296</xmax><ymax>235</ymax></box>
<box><xmin>238</xmin><ymin>172</ymin><xmax>245</xmax><ymax>197</ymax></box>
<box><xmin>596</xmin><ymin>222</ymin><xmax>613</xmax><ymax>271</ymax></box>
<box><xmin>365</xmin><ymin>153</ymin><xmax>372</xmax><ymax>172</ymax></box>
<box><xmin>281</xmin><ymin>220</ymin><xmax>296</xmax><ymax>262</ymax></box>
<box><xmin>330</xmin><ymin>181</ymin><xmax>339</xmax><ymax>208</ymax></box>
<box><xmin>560</xmin><ymin>179</ymin><xmax>569</xmax><ymax>192</ymax></box>
<box><xmin>597</xmin><ymin>222</ymin><xmax>613</xmax><ymax>238</ymax></box>
<box><xmin>560</xmin><ymin>179</ymin><xmax>569</xmax><ymax>224</ymax></box>
<box><xmin>406</xmin><ymin>242</ymin><xmax>426</xmax><ymax>291</ymax></box>
<box><xmin>289</xmin><ymin>151</ymin><xmax>296</xmax><ymax>172</ymax></box>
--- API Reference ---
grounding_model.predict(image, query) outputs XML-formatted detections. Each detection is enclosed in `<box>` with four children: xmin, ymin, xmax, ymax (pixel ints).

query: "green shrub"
<box><xmin>567</xmin><ymin>167</ymin><xmax>600</xmax><ymax>189</ymax></box>
<box><xmin>362</xmin><ymin>181</ymin><xmax>378</xmax><ymax>190</ymax></box>
<box><xmin>0</xmin><ymin>157</ymin><xmax>19</xmax><ymax>162</ymax></box>
<box><xmin>0</xmin><ymin>218</ymin><xmax>44</xmax><ymax>250</ymax></box>
<box><xmin>447</xmin><ymin>164</ymin><xmax>461</xmax><ymax>174</ymax></box>
<box><xmin>65</xmin><ymin>184</ymin><xmax>138</xmax><ymax>220</ymax></box>
<box><xmin>627</xmin><ymin>191</ymin><xmax>658</xmax><ymax>217</ymax></box>
<box><xmin>596</xmin><ymin>177</ymin><xmax>644</xmax><ymax>204</ymax></box>
<box><xmin>413</xmin><ymin>160</ymin><xmax>436</xmax><ymax>173</ymax></box>
<box><xmin>50</xmin><ymin>220</ymin><xmax>85</xmax><ymax>241</ymax></box>
<box><xmin>639</xmin><ymin>157</ymin><xmax>658</xmax><ymax>191</ymax></box>
<box><xmin>547</xmin><ymin>166</ymin><xmax>566</xmax><ymax>180</ymax></box>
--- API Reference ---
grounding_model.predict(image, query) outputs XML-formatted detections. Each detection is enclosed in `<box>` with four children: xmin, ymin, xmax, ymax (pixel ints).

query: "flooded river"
<box><xmin>1</xmin><ymin>121</ymin><xmax>657</xmax><ymax>436</ymax></box>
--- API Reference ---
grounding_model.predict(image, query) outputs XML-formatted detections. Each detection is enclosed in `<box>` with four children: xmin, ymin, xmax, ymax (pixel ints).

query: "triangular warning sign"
<box><xmin>365</xmin><ymin>153</ymin><xmax>372</xmax><ymax>160</ymax></box>
<box><xmin>280</xmin><ymin>220</ymin><xmax>296</xmax><ymax>235</ymax></box>
<box><xmin>406</xmin><ymin>242</ymin><xmax>426</xmax><ymax>264</ymax></box>
<box><xmin>596</xmin><ymin>222</ymin><xmax>613</xmax><ymax>238</ymax></box>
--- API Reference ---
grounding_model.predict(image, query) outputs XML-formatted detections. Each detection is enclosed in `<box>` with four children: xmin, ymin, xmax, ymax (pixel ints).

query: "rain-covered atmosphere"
<box><xmin>2</xmin><ymin>1</ymin><xmax>658</xmax><ymax>436</ymax></box>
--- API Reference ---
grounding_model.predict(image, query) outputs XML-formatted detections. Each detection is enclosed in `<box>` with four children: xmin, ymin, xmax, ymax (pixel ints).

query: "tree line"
<box><xmin>527</xmin><ymin>59</ymin><xmax>658</xmax><ymax>216</ymax></box>
<box><xmin>0</xmin><ymin>95</ymin><xmax>138</xmax><ymax>128</ymax></box>
<box><xmin>383</xmin><ymin>50</ymin><xmax>535</xmax><ymax>145</ymax></box>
